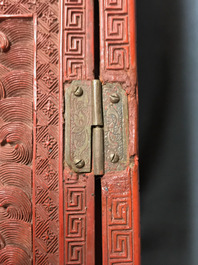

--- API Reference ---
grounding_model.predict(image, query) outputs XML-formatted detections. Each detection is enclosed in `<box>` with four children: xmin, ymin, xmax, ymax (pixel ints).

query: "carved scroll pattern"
<box><xmin>65</xmin><ymin>172</ymin><xmax>87</xmax><ymax>265</ymax></box>
<box><xmin>0</xmin><ymin>2</ymin><xmax>60</xmax><ymax>264</ymax></box>
<box><xmin>0</xmin><ymin>18</ymin><xmax>33</xmax><ymax>264</ymax></box>
<box><xmin>103</xmin><ymin>0</ymin><xmax>129</xmax><ymax>71</ymax></box>
<box><xmin>64</xmin><ymin>0</ymin><xmax>86</xmax><ymax>80</ymax></box>
<box><xmin>64</xmin><ymin>0</ymin><xmax>95</xmax><ymax>263</ymax></box>
<box><xmin>102</xmin><ymin>173</ymin><xmax>133</xmax><ymax>265</ymax></box>
<box><xmin>108</xmin><ymin>195</ymin><xmax>133</xmax><ymax>264</ymax></box>
<box><xmin>100</xmin><ymin>0</ymin><xmax>138</xmax><ymax>264</ymax></box>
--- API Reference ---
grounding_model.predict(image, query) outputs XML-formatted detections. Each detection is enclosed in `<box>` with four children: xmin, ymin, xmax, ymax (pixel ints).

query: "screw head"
<box><xmin>110</xmin><ymin>153</ymin><xmax>119</xmax><ymax>163</ymax></box>
<box><xmin>74</xmin><ymin>86</ymin><xmax>83</xmax><ymax>97</ymax></box>
<box><xmin>110</xmin><ymin>93</ymin><xmax>120</xmax><ymax>103</ymax></box>
<box><xmin>74</xmin><ymin>158</ymin><xmax>85</xmax><ymax>168</ymax></box>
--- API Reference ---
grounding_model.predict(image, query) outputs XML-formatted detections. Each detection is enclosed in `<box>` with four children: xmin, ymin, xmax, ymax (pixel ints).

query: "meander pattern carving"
<box><xmin>108</xmin><ymin>195</ymin><xmax>133</xmax><ymax>264</ymax></box>
<box><xmin>103</xmin><ymin>0</ymin><xmax>129</xmax><ymax>71</ymax></box>
<box><xmin>64</xmin><ymin>0</ymin><xmax>87</xmax><ymax>80</ymax></box>
<box><xmin>0</xmin><ymin>0</ymin><xmax>135</xmax><ymax>264</ymax></box>
<box><xmin>0</xmin><ymin>1</ymin><xmax>60</xmax><ymax>264</ymax></box>
<box><xmin>64</xmin><ymin>0</ymin><xmax>94</xmax><ymax>263</ymax></box>
<box><xmin>100</xmin><ymin>0</ymin><xmax>134</xmax><ymax>264</ymax></box>
<box><xmin>65</xmin><ymin>172</ymin><xmax>87</xmax><ymax>264</ymax></box>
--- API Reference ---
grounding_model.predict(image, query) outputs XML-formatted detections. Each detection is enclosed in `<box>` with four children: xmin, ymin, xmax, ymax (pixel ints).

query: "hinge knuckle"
<box><xmin>92</xmin><ymin>80</ymin><xmax>104</xmax><ymax>175</ymax></box>
<box><xmin>92</xmin><ymin>80</ymin><xmax>103</xmax><ymax>126</ymax></box>
<box><xmin>93</xmin><ymin>127</ymin><xmax>104</xmax><ymax>175</ymax></box>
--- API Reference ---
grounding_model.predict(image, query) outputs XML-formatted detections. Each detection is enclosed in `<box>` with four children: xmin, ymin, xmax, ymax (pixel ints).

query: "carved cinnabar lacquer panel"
<box><xmin>99</xmin><ymin>0</ymin><xmax>141</xmax><ymax>264</ymax></box>
<box><xmin>0</xmin><ymin>0</ymin><xmax>140</xmax><ymax>264</ymax></box>
<box><xmin>0</xmin><ymin>3</ymin><xmax>61</xmax><ymax>264</ymax></box>
<box><xmin>0</xmin><ymin>17</ymin><xmax>33</xmax><ymax>264</ymax></box>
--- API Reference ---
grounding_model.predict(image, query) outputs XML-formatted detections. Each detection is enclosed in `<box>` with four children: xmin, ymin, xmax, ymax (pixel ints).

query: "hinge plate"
<box><xmin>65</xmin><ymin>81</ymin><xmax>128</xmax><ymax>174</ymax></box>
<box><xmin>103</xmin><ymin>83</ymin><xmax>128</xmax><ymax>172</ymax></box>
<box><xmin>65</xmin><ymin>80</ymin><xmax>92</xmax><ymax>173</ymax></box>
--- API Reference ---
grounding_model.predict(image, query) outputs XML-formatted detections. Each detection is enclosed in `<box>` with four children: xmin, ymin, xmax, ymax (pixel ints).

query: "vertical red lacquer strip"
<box><xmin>32</xmin><ymin>14</ymin><xmax>37</xmax><ymax>265</ymax></box>
<box><xmin>132</xmin><ymin>156</ymin><xmax>141</xmax><ymax>265</ymax></box>
<box><xmin>129</xmin><ymin>2</ymin><xmax>141</xmax><ymax>263</ymax></box>
<box><xmin>101</xmin><ymin>188</ymin><xmax>108</xmax><ymax>265</ymax></box>
<box><xmin>85</xmin><ymin>0</ymin><xmax>94</xmax><ymax>80</ymax></box>
<box><xmin>85</xmin><ymin>1</ymin><xmax>95</xmax><ymax>264</ymax></box>
<box><xmin>59</xmin><ymin>0</ymin><xmax>64</xmax><ymax>264</ymax></box>
<box><xmin>63</xmin><ymin>0</ymin><xmax>95</xmax><ymax>81</ymax></box>
<box><xmin>86</xmin><ymin>174</ymin><xmax>95</xmax><ymax>265</ymax></box>
<box><xmin>0</xmin><ymin>2</ymin><xmax>60</xmax><ymax>263</ymax></box>
<box><xmin>129</xmin><ymin>0</ymin><xmax>137</xmax><ymax>70</ymax></box>
<box><xmin>63</xmin><ymin>0</ymin><xmax>95</xmax><ymax>263</ymax></box>
<box><xmin>99</xmin><ymin>0</ymin><xmax>141</xmax><ymax>264</ymax></box>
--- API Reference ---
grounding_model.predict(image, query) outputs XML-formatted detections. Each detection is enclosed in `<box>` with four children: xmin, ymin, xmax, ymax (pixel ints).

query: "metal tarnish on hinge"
<box><xmin>65</xmin><ymin>80</ymin><xmax>128</xmax><ymax>174</ymax></box>
<box><xmin>92</xmin><ymin>80</ymin><xmax>103</xmax><ymax>126</ymax></box>
<box><xmin>103</xmin><ymin>83</ymin><xmax>128</xmax><ymax>172</ymax></box>
<box><xmin>92</xmin><ymin>80</ymin><xmax>104</xmax><ymax>175</ymax></box>
<box><xmin>65</xmin><ymin>80</ymin><xmax>92</xmax><ymax>173</ymax></box>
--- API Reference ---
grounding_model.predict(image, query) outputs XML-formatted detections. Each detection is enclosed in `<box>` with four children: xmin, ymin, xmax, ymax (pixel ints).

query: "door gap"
<box><xmin>94</xmin><ymin>0</ymin><xmax>100</xmax><ymax>79</ymax></box>
<box><xmin>95</xmin><ymin>175</ymin><xmax>102</xmax><ymax>265</ymax></box>
<box><xmin>94</xmin><ymin>1</ymin><xmax>102</xmax><ymax>263</ymax></box>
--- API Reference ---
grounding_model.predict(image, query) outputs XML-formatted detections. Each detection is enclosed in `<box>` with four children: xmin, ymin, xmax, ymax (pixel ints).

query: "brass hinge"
<box><xmin>64</xmin><ymin>80</ymin><xmax>128</xmax><ymax>175</ymax></box>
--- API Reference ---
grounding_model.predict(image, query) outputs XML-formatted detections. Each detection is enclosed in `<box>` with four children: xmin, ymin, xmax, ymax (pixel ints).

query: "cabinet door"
<box><xmin>0</xmin><ymin>1</ymin><xmax>140</xmax><ymax>264</ymax></box>
<box><xmin>99</xmin><ymin>1</ymin><xmax>140</xmax><ymax>264</ymax></box>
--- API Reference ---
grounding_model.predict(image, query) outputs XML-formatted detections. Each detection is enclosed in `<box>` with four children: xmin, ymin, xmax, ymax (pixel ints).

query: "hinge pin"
<box><xmin>92</xmin><ymin>80</ymin><xmax>104</xmax><ymax>175</ymax></box>
<box><xmin>110</xmin><ymin>153</ymin><xmax>119</xmax><ymax>163</ymax></box>
<box><xmin>74</xmin><ymin>158</ymin><xmax>85</xmax><ymax>168</ymax></box>
<box><xmin>74</xmin><ymin>86</ymin><xmax>83</xmax><ymax>97</ymax></box>
<box><xmin>110</xmin><ymin>93</ymin><xmax>120</xmax><ymax>103</ymax></box>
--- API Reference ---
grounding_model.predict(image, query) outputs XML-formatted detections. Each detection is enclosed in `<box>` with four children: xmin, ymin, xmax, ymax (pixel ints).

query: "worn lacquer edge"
<box><xmin>99</xmin><ymin>0</ymin><xmax>141</xmax><ymax>264</ymax></box>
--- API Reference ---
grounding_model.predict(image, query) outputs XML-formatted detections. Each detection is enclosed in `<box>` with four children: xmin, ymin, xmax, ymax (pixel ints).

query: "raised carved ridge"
<box><xmin>0</xmin><ymin>163</ymin><xmax>31</xmax><ymax>196</ymax></box>
<box><xmin>0</xmin><ymin>245</ymin><xmax>31</xmax><ymax>265</ymax></box>
<box><xmin>100</xmin><ymin>0</ymin><xmax>135</xmax><ymax>85</ymax></box>
<box><xmin>102</xmin><ymin>173</ymin><xmax>133</xmax><ymax>265</ymax></box>
<box><xmin>64</xmin><ymin>0</ymin><xmax>87</xmax><ymax>80</ymax></box>
<box><xmin>65</xmin><ymin>171</ymin><xmax>87</xmax><ymax>265</ymax></box>
<box><xmin>0</xmin><ymin>220</ymin><xmax>31</xmax><ymax>252</ymax></box>
<box><xmin>1</xmin><ymin>71</ymin><xmax>33</xmax><ymax>99</ymax></box>
<box><xmin>0</xmin><ymin>186</ymin><xmax>32</xmax><ymax>222</ymax></box>
<box><xmin>100</xmin><ymin>0</ymin><xmax>138</xmax><ymax>264</ymax></box>
<box><xmin>0</xmin><ymin>80</ymin><xmax>5</xmax><ymax>100</ymax></box>
<box><xmin>0</xmin><ymin>31</ymin><xmax>9</xmax><ymax>52</ymax></box>
<box><xmin>104</xmin><ymin>0</ymin><xmax>129</xmax><ymax>71</ymax></box>
<box><xmin>0</xmin><ymin>122</ymin><xmax>32</xmax><ymax>164</ymax></box>
<box><xmin>63</xmin><ymin>1</ymin><xmax>95</xmax><ymax>263</ymax></box>
<box><xmin>0</xmin><ymin>98</ymin><xmax>32</xmax><ymax>123</ymax></box>
<box><xmin>0</xmin><ymin>3</ymin><xmax>60</xmax><ymax>263</ymax></box>
<box><xmin>0</xmin><ymin>17</ymin><xmax>33</xmax><ymax>264</ymax></box>
<box><xmin>64</xmin><ymin>0</ymin><xmax>94</xmax><ymax>81</ymax></box>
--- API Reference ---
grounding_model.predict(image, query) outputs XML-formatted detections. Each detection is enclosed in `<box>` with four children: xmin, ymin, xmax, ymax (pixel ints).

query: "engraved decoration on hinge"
<box><xmin>103</xmin><ymin>83</ymin><xmax>128</xmax><ymax>172</ymax></box>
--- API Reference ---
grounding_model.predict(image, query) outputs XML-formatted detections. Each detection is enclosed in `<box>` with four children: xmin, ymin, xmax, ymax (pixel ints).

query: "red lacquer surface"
<box><xmin>0</xmin><ymin>16</ymin><xmax>33</xmax><ymax>264</ymax></box>
<box><xmin>0</xmin><ymin>0</ymin><xmax>140</xmax><ymax>264</ymax></box>
<box><xmin>63</xmin><ymin>0</ymin><xmax>95</xmax><ymax>264</ymax></box>
<box><xmin>100</xmin><ymin>0</ymin><xmax>141</xmax><ymax>264</ymax></box>
<box><xmin>0</xmin><ymin>2</ymin><xmax>61</xmax><ymax>264</ymax></box>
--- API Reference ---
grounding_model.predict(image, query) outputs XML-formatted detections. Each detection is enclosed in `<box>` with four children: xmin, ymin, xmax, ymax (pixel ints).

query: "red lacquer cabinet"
<box><xmin>0</xmin><ymin>0</ymin><xmax>140</xmax><ymax>264</ymax></box>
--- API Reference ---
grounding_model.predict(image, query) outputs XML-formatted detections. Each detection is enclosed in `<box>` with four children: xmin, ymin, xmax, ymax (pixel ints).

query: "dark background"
<box><xmin>137</xmin><ymin>0</ymin><xmax>198</xmax><ymax>264</ymax></box>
